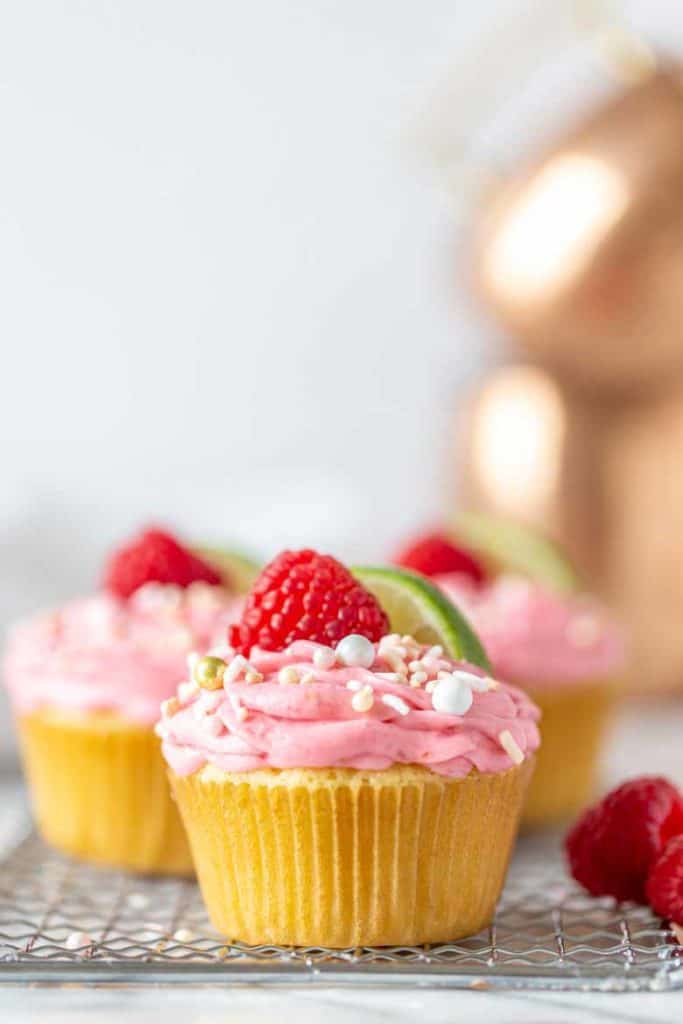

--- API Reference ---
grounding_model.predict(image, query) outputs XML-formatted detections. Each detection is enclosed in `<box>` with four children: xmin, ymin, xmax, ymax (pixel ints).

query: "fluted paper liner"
<box><xmin>19</xmin><ymin>710</ymin><xmax>193</xmax><ymax>875</ymax></box>
<box><xmin>523</xmin><ymin>679</ymin><xmax>615</xmax><ymax>828</ymax></box>
<box><xmin>170</xmin><ymin>760</ymin><xmax>534</xmax><ymax>947</ymax></box>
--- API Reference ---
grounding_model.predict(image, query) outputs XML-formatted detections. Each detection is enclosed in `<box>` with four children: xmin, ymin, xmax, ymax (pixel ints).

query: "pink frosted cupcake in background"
<box><xmin>4</xmin><ymin>527</ymin><xmax>248</xmax><ymax>874</ymax></box>
<box><xmin>394</xmin><ymin>525</ymin><xmax>626</xmax><ymax>828</ymax></box>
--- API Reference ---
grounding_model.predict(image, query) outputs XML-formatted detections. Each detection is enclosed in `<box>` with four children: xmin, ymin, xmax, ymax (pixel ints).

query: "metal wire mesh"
<box><xmin>0</xmin><ymin>815</ymin><xmax>681</xmax><ymax>991</ymax></box>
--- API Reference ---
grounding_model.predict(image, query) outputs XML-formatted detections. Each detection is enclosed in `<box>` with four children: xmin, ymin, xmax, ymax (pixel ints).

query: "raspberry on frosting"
<box><xmin>565</xmin><ymin>777</ymin><xmax>683</xmax><ymax>903</ymax></box>
<box><xmin>228</xmin><ymin>548</ymin><xmax>389</xmax><ymax>654</ymax></box>
<box><xmin>392</xmin><ymin>530</ymin><xmax>486</xmax><ymax>584</ymax></box>
<box><xmin>104</xmin><ymin>527</ymin><xmax>223</xmax><ymax>599</ymax></box>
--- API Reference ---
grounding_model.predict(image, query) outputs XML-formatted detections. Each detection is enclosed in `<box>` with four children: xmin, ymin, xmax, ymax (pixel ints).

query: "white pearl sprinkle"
<box><xmin>278</xmin><ymin>666</ymin><xmax>300</xmax><ymax>685</ymax></box>
<box><xmin>173</xmin><ymin>928</ymin><xmax>195</xmax><ymax>943</ymax></box>
<box><xmin>498</xmin><ymin>729</ymin><xmax>524</xmax><ymax>765</ymax></box>
<box><xmin>336</xmin><ymin>634</ymin><xmax>376</xmax><ymax>669</ymax></box>
<box><xmin>426</xmin><ymin>645</ymin><xmax>443</xmax><ymax>658</ymax></box>
<box><xmin>381</xmin><ymin>693</ymin><xmax>410</xmax><ymax>716</ymax></box>
<box><xmin>409</xmin><ymin>671</ymin><xmax>428</xmax><ymax>687</ymax></box>
<box><xmin>346</xmin><ymin>679</ymin><xmax>364</xmax><ymax>692</ymax></box>
<box><xmin>351</xmin><ymin>685</ymin><xmax>374</xmax><ymax>712</ymax></box>
<box><xmin>431</xmin><ymin>675</ymin><xmax>473</xmax><ymax>716</ymax></box>
<box><xmin>66</xmin><ymin>931</ymin><xmax>92</xmax><ymax>950</ymax></box>
<box><xmin>312</xmin><ymin>646</ymin><xmax>337</xmax><ymax>670</ymax></box>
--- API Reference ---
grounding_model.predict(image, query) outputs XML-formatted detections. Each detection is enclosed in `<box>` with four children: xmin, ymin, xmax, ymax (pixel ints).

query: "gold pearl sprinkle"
<box><xmin>193</xmin><ymin>655</ymin><xmax>226</xmax><ymax>690</ymax></box>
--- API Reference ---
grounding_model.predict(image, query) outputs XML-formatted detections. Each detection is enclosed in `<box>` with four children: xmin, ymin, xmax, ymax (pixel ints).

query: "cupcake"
<box><xmin>159</xmin><ymin>549</ymin><xmax>539</xmax><ymax>946</ymax></box>
<box><xmin>4</xmin><ymin>527</ymin><xmax>243</xmax><ymax>874</ymax></box>
<box><xmin>436</xmin><ymin>573</ymin><xmax>625</xmax><ymax>828</ymax></box>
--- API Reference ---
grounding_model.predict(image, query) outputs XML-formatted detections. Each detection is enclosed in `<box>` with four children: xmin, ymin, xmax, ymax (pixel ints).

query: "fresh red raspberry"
<box><xmin>104</xmin><ymin>527</ymin><xmax>222</xmax><ymax>598</ymax></box>
<box><xmin>565</xmin><ymin>777</ymin><xmax>683</xmax><ymax>903</ymax></box>
<box><xmin>646</xmin><ymin>835</ymin><xmax>683</xmax><ymax>925</ymax></box>
<box><xmin>228</xmin><ymin>548</ymin><xmax>389</xmax><ymax>654</ymax></box>
<box><xmin>392</xmin><ymin>530</ymin><xmax>486</xmax><ymax>584</ymax></box>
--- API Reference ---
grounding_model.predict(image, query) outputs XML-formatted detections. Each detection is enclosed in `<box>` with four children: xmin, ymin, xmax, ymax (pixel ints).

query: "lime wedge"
<box><xmin>450</xmin><ymin>511</ymin><xmax>579</xmax><ymax>594</ymax></box>
<box><xmin>194</xmin><ymin>546</ymin><xmax>261</xmax><ymax>595</ymax></box>
<box><xmin>351</xmin><ymin>565</ymin><xmax>491</xmax><ymax>671</ymax></box>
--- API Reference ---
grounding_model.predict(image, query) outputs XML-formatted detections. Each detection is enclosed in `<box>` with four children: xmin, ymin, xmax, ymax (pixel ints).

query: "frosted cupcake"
<box><xmin>4</xmin><ymin>527</ymin><xmax>242</xmax><ymax>874</ymax></box>
<box><xmin>159</xmin><ymin>549</ymin><xmax>539</xmax><ymax>946</ymax></box>
<box><xmin>436</xmin><ymin>573</ymin><xmax>625</xmax><ymax>828</ymax></box>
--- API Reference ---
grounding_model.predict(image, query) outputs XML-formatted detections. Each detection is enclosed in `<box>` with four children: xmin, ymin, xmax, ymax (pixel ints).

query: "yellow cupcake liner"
<box><xmin>18</xmin><ymin>710</ymin><xmax>193</xmax><ymax>875</ymax></box>
<box><xmin>170</xmin><ymin>759</ymin><xmax>534</xmax><ymax>947</ymax></box>
<box><xmin>522</xmin><ymin>679</ymin><xmax>615</xmax><ymax>829</ymax></box>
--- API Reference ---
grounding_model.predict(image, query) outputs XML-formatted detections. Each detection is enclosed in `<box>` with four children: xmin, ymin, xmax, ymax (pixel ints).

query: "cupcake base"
<box><xmin>18</xmin><ymin>709</ymin><xmax>193</xmax><ymax>875</ymax></box>
<box><xmin>522</xmin><ymin>680</ymin><xmax>614</xmax><ymax>828</ymax></box>
<box><xmin>170</xmin><ymin>759</ymin><xmax>534</xmax><ymax>947</ymax></box>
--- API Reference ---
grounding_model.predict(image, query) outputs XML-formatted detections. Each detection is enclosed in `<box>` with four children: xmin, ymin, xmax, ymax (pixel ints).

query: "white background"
<box><xmin>1</xmin><ymin>1</ymin><xmax>680</xmax><ymax>758</ymax></box>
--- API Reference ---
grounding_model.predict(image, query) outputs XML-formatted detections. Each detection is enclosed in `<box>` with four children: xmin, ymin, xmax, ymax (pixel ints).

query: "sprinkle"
<box><xmin>381</xmin><ymin>694</ymin><xmax>410</xmax><ymax>716</ymax></box>
<box><xmin>228</xmin><ymin>692</ymin><xmax>248</xmax><ymax>722</ymax></box>
<box><xmin>313</xmin><ymin>646</ymin><xmax>337</xmax><ymax>670</ymax></box>
<box><xmin>431</xmin><ymin>675</ymin><xmax>473</xmax><ymax>716</ymax></box>
<box><xmin>409</xmin><ymin>671</ymin><xmax>428</xmax><ymax>688</ymax></box>
<box><xmin>374</xmin><ymin>672</ymin><xmax>401</xmax><ymax>683</ymax></box>
<box><xmin>178</xmin><ymin>680</ymin><xmax>199</xmax><ymax>703</ymax></box>
<box><xmin>336</xmin><ymin>633</ymin><xmax>376</xmax><ymax>669</ymax></box>
<box><xmin>483</xmin><ymin>675</ymin><xmax>500</xmax><ymax>691</ymax></box>
<box><xmin>127</xmin><ymin>893</ymin><xmax>148</xmax><ymax>910</ymax></box>
<box><xmin>351</xmin><ymin>686</ymin><xmax>374</xmax><ymax>712</ymax></box>
<box><xmin>426</xmin><ymin>645</ymin><xmax>443</xmax><ymax>659</ymax></box>
<box><xmin>300</xmin><ymin>672</ymin><xmax>315</xmax><ymax>685</ymax></box>
<box><xmin>379</xmin><ymin>648</ymin><xmax>408</xmax><ymax>677</ymax></box>
<box><xmin>245</xmin><ymin>670</ymin><xmax>264</xmax><ymax>684</ymax></box>
<box><xmin>200</xmin><ymin>689</ymin><xmax>223</xmax><ymax>712</ymax></box>
<box><xmin>224</xmin><ymin>654</ymin><xmax>250</xmax><ymax>683</ymax></box>
<box><xmin>454</xmin><ymin>670</ymin><xmax>491</xmax><ymax>693</ymax></box>
<box><xmin>173</xmin><ymin>928</ymin><xmax>195</xmax><ymax>943</ymax></box>
<box><xmin>498</xmin><ymin>729</ymin><xmax>524</xmax><ymax>765</ymax></box>
<box><xmin>567</xmin><ymin>613</ymin><xmax>601</xmax><ymax>648</ymax></box>
<box><xmin>408</xmin><ymin>660</ymin><xmax>426</xmax><ymax>673</ymax></box>
<box><xmin>161</xmin><ymin>697</ymin><xmax>180</xmax><ymax>718</ymax></box>
<box><xmin>66</xmin><ymin>931</ymin><xmax>92</xmax><ymax>950</ymax></box>
<box><xmin>346</xmin><ymin>679</ymin><xmax>364</xmax><ymax>691</ymax></box>
<box><xmin>425</xmin><ymin>680</ymin><xmax>437</xmax><ymax>694</ymax></box>
<box><xmin>278</xmin><ymin>666</ymin><xmax>300</xmax><ymax>685</ymax></box>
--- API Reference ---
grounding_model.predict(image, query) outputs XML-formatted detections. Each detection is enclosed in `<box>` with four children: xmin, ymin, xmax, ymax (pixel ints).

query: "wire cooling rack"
<box><xmin>0</xmin><ymin>805</ymin><xmax>681</xmax><ymax>992</ymax></box>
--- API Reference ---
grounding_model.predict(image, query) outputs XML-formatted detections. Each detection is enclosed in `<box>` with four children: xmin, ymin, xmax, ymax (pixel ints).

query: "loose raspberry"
<box><xmin>392</xmin><ymin>531</ymin><xmax>486</xmax><ymax>584</ymax></box>
<box><xmin>647</xmin><ymin>836</ymin><xmax>683</xmax><ymax>925</ymax></box>
<box><xmin>228</xmin><ymin>548</ymin><xmax>389</xmax><ymax>654</ymax></box>
<box><xmin>104</xmin><ymin>528</ymin><xmax>223</xmax><ymax>598</ymax></box>
<box><xmin>565</xmin><ymin>777</ymin><xmax>683</xmax><ymax>903</ymax></box>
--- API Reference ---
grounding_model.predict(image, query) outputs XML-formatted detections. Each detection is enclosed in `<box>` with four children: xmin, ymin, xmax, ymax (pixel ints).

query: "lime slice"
<box><xmin>450</xmin><ymin>511</ymin><xmax>579</xmax><ymax>594</ymax></box>
<box><xmin>194</xmin><ymin>546</ymin><xmax>261</xmax><ymax>594</ymax></box>
<box><xmin>351</xmin><ymin>565</ymin><xmax>491</xmax><ymax>671</ymax></box>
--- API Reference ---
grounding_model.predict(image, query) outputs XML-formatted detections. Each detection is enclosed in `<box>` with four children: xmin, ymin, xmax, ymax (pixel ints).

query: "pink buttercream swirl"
<box><xmin>435</xmin><ymin>574</ymin><xmax>625</xmax><ymax>687</ymax></box>
<box><xmin>158</xmin><ymin>639</ymin><xmax>540</xmax><ymax>778</ymax></box>
<box><xmin>4</xmin><ymin>583</ymin><xmax>243</xmax><ymax>724</ymax></box>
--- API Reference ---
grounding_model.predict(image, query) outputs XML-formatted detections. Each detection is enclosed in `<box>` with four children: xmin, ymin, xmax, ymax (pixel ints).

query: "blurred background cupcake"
<box><xmin>393</xmin><ymin>522</ymin><xmax>626</xmax><ymax>826</ymax></box>
<box><xmin>3</xmin><ymin>526</ymin><xmax>251</xmax><ymax>873</ymax></box>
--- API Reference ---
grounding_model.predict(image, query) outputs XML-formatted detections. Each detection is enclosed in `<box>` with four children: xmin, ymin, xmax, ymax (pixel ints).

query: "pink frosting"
<box><xmin>435</xmin><ymin>574</ymin><xmax>625</xmax><ymax>687</ymax></box>
<box><xmin>4</xmin><ymin>583</ymin><xmax>243</xmax><ymax>724</ymax></box>
<box><xmin>158</xmin><ymin>639</ymin><xmax>540</xmax><ymax>778</ymax></box>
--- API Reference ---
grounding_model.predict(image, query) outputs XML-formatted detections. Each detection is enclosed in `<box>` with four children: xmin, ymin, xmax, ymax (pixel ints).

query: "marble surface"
<box><xmin>1</xmin><ymin>697</ymin><xmax>683</xmax><ymax>1022</ymax></box>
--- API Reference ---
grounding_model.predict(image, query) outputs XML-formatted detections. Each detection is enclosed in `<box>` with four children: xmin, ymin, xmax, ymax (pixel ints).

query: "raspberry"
<box><xmin>647</xmin><ymin>836</ymin><xmax>683</xmax><ymax>925</ymax></box>
<box><xmin>104</xmin><ymin>527</ymin><xmax>222</xmax><ymax>598</ymax></box>
<box><xmin>228</xmin><ymin>548</ymin><xmax>389</xmax><ymax>654</ymax></box>
<box><xmin>565</xmin><ymin>777</ymin><xmax>683</xmax><ymax>903</ymax></box>
<box><xmin>392</xmin><ymin>530</ymin><xmax>486</xmax><ymax>583</ymax></box>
